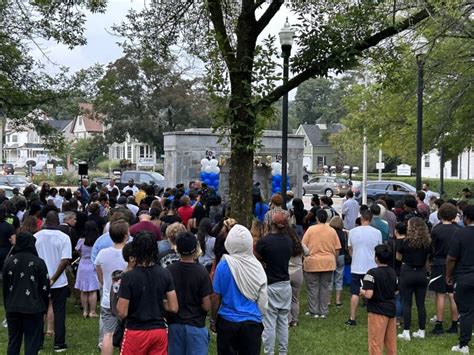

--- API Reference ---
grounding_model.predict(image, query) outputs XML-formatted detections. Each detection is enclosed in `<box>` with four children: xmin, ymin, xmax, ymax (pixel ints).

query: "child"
<box><xmin>360</xmin><ymin>244</ymin><xmax>398</xmax><ymax>355</ymax></box>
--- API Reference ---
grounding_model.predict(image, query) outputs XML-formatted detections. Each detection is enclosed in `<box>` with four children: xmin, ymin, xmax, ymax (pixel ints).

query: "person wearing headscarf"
<box><xmin>255</xmin><ymin>211</ymin><xmax>293</xmax><ymax>355</ymax></box>
<box><xmin>210</xmin><ymin>224</ymin><xmax>267</xmax><ymax>355</ymax></box>
<box><xmin>2</xmin><ymin>232</ymin><xmax>50</xmax><ymax>355</ymax></box>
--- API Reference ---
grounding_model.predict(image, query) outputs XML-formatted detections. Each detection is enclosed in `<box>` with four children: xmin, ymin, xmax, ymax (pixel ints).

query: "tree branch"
<box><xmin>257</xmin><ymin>8</ymin><xmax>431</xmax><ymax>110</ymax></box>
<box><xmin>207</xmin><ymin>0</ymin><xmax>236</xmax><ymax>70</ymax></box>
<box><xmin>254</xmin><ymin>0</ymin><xmax>285</xmax><ymax>36</ymax></box>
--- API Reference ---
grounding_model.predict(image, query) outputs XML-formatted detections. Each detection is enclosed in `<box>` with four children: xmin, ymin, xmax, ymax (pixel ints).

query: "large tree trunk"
<box><xmin>229</xmin><ymin>139</ymin><xmax>254</xmax><ymax>227</ymax></box>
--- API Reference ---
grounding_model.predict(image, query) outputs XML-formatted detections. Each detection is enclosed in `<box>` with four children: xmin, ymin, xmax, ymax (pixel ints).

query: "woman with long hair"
<box><xmin>291</xmin><ymin>198</ymin><xmax>307</xmax><ymax>237</ymax></box>
<box><xmin>17</xmin><ymin>215</ymin><xmax>39</xmax><ymax>235</ymax></box>
<box><xmin>75</xmin><ymin>221</ymin><xmax>100</xmax><ymax>318</ymax></box>
<box><xmin>197</xmin><ymin>218</ymin><xmax>215</xmax><ymax>272</ymax></box>
<box><xmin>397</xmin><ymin>217</ymin><xmax>432</xmax><ymax>341</ymax></box>
<box><xmin>288</xmin><ymin>226</ymin><xmax>307</xmax><ymax>327</ymax></box>
<box><xmin>39</xmin><ymin>182</ymin><xmax>50</xmax><ymax>205</ymax></box>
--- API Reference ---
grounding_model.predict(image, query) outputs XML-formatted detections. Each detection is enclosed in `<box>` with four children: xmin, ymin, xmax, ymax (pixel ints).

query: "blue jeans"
<box><xmin>168</xmin><ymin>323</ymin><xmax>209</xmax><ymax>355</ymax></box>
<box><xmin>396</xmin><ymin>293</ymin><xmax>403</xmax><ymax>319</ymax></box>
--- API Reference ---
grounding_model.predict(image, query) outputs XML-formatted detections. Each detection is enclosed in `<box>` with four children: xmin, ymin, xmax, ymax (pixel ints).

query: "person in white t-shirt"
<box><xmin>35</xmin><ymin>211</ymin><xmax>72</xmax><ymax>352</ymax></box>
<box><xmin>122</xmin><ymin>179</ymin><xmax>139</xmax><ymax>196</ymax></box>
<box><xmin>345</xmin><ymin>209</ymin><xmax>382</xmax><ymax>326</ymax></box>
<box><xmin>94</xmin><ymin>220</ymin><xmax>129</xmax><ymax>355</ymax></box>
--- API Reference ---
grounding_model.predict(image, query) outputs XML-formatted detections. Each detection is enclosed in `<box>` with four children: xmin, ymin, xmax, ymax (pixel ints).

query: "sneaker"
<box><xmin>432</xmin><ymin>324</ymin><xmax>444</xmax><ymax>336</ymax></box>
<box><xmin>447</xmin><ymin>325</ymin><xmax>459</xmax><ymax>334</ymax></box>
<box><xmin>336</xmin><ymin>303</ymin><xmax>343</xmax><ymax>308</ymax></box>
<box><xmin>305</xmin><ymin>312</ymin><xmax>319</xmax><ymax>318</ymax></box>
<box><xmin>345</xmin><ymin>319</ymin><xmax>356</xmax><ymax>326</ymax></box>
<box><xmin>54</xmin><ymin>344</ymin><xmax>68</xmax><ymax>353</ymax></box>
<box><xmin>430</xmin><ymin>315</ymin><xmax>438</xmax><ymax>323</ymax></box>
<box><xmin>398</xmin><ymin>332</ymin><xmax>411</xmax><ymax>341</ymax></box>
<box><xmin>451</xmin><ymin>345</ymin><xmax>469</xmax><ymax>354</ymax></box>
<box><xmin>289</xmin><ymin>321</ymin><xmax>299</xmax><ymax>328</ymax></box>
<box><xmin>2</xmin><ymin>319</ymin><xmax>7</xmax><ymax>328</ymax></box>
<box><xmin>320</xmin><ymin>315</ymin><xmax>327</xmax><ymax>319</ymax></box>
<box><xmin>412</xmin><ymin>330</ymin><xmax>425</xmax><ymax>339</ymax></box>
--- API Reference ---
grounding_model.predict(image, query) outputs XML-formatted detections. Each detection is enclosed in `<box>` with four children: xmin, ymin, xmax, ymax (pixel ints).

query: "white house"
<box><xmin>2</xmin><ymin>110</ymin><xmax>73</xmax><ymax>168</ymax></box>
<box><xmin>108</xmin><ymin>134</ymin><xmax>157</xmax><ymax>167</ymax></box>
<box><xmin>70</xmin><ymin>103</ymin><xmax>104</xmax><ymax>140</ymax></box>
<box><xmin>422</xmin><ymin>148</ymin><xmax>474</xmax><ymax>180</ymax></box>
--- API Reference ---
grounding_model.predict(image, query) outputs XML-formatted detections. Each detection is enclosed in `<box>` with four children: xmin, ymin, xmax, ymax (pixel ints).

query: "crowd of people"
<box><xmin>0</xmin><ymin>177</ymin><xmax>473</xmax><ymax>355</ymax></box>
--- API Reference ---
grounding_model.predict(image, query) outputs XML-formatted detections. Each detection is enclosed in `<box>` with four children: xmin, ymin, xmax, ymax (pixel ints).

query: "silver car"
<box><xmin>303</xmin><ymin>176</ymin><xmax>349</xmax><ymax>197</ymax></box>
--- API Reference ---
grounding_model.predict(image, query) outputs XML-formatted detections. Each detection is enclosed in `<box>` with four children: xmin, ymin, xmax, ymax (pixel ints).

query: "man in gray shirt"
<box><xmin>342</xmin><ymin>191</ymin><xmax>359</xmax><ymax>230</ymax></box>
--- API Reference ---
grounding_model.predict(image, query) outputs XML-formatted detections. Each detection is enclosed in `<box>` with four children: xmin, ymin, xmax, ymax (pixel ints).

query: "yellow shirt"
<box><xmin>302</xmin><ymin>224</ymin><xmax>341</xmax><ymax>272</ymax></box>
<box><xmin>135</xmin><ymin>190</ymin><xmax>146</xmax><ymax>205</ymax></box>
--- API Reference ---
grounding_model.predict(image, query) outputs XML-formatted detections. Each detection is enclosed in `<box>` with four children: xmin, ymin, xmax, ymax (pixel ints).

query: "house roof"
<box><xmin>71</xmin><ymin>103</ymin><xmax>104</xmax><ymax>133</ymax></box>
<box><xmin>82</xmin><ymin>116</ymin><xmax>103</xmax><ymax>132</ymax></box>
<box><xmin>300</xmin><ymin>123</ymin><xmax>343</xmax><ymax>146</ymax></box>
<box><xmin>46</xmin><ymin>120</ymin><xmax>72</xmax><ymax>132</ymax></box>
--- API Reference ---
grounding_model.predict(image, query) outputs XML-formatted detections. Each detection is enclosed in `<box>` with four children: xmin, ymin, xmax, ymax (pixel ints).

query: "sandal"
<box><xmin>89</xmin><ymin>313</ymin><xmax>99</xmax><ymax>318</ymax></box>
<box><xmin>45</xmin><ymin>331</ymin><xmax>54</xmax><ymax>337</ymax></box>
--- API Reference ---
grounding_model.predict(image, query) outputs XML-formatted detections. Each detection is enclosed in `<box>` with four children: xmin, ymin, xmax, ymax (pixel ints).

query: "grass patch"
<box><xmin>0</xmin><ymin>288</ymin><xmax>459</xmax><ymax>354</ymax></box>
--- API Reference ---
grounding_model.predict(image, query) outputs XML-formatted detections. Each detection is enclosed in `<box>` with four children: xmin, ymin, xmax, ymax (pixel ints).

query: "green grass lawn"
<box><xmin>0</xmin><ymin>288</ymin><xmax>460</xmax><ymax>354</ymax></box>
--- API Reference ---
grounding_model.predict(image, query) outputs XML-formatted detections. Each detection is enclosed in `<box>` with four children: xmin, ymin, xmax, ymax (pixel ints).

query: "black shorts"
<box><xmin>351</xmin><ymin>273</ymin><xmax>364</xmax><ymax>296</ymax></box>
<box><xmin>429</xmin><ymin>264</ymin><xmax>453</xmax><ymax>293</ymax></box>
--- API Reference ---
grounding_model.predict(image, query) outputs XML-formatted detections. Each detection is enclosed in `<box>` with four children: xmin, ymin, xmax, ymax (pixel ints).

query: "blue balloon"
<box><xmin>203</xmin><ymin>179</ymin><xmax>211</xmax><ymax>186</ymax></box>
<box><xmin>274</xmin><ymin>175</ymin><xmax>282</xmax><ymax>183</ymax></box>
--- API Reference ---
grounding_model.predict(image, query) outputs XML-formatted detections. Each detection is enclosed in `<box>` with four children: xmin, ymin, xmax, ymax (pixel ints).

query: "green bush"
<box><xmin>97</xmin><ymin>159</ymin><xmax>120</xmax><ymax>173</ymax></box>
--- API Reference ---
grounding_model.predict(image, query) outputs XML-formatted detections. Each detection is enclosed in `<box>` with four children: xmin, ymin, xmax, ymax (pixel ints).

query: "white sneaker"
<box><xmin>412</xmin><ymin>330</ymin><xmax>425</xmax><ymax>339</ymax></box>
<box><xmin>430</xmin><ymin>315</ymin><xmax>438</xmax><ymax>323</ymax></box>
<box><xmin>2</xmin><ymin>319</ymin><xmax>7</xmax><ymax>328</ymax></box>
<box><xmin>320</xmin><ymin>315</ymin><xmax>327</xmax><ymax>319</ymax></box>
<box><xmin>398</xmin><ymin>331</ymin><xmax>411</xmax><ymax>341</ymax></box>
<box><xmin>451</xmin><ymin>345</ymin><xmax>469</xmax><ymax>354</ymax></box>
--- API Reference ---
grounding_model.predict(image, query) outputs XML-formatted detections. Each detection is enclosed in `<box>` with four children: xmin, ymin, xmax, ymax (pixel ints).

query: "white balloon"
<box><xmin>274</xmin><ymin>168</ymin><xmax>281</xmax><ymax>175</ymax></box>
<box><xmin>271</xmin><ymin>162</ymin><xmax>278</xmax><ymax>169</ymax></box>
<box><xmin>271</xmin><ymin>169</ymin><xmax>277</xmax><ymax>176</ymax></box>
<box><xmin>204</xmin><ymin>165</ymin><xmax>213</xmax><ymax>173</ymax></box>
<box><xmin>275</xmin><ymin>162</ymin><xmax>281</xmax><ymax>169</ymax></box>
<box><xmin>201</xmin><ymin>158</ymin><xmax>210</xmax><ymax>167</ymax></box>
<box><xmin>212</xmin><ymin>166</ymin><xmax>220</xmax><ymax>174</ymax></box>
<box><xmin>209</xmin><ymin>159</ymin><xmax>218</xmax><ymax>167</ymax></box>
<box><xmin>201</xmin><ymin>166</ymin><xmax>206</xmax><ymax>172</ymax></box>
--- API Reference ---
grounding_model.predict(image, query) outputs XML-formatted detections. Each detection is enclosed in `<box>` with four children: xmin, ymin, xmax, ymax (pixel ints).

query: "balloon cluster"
<box><xmin>200</xmin><ymin>158</ymin><xmax>220</xmax><ymax>190</ymax></box>
<box><xmin>271</xmin><ymin>162</ymin><xmax>290</xmax><ymax>194</ymax></box>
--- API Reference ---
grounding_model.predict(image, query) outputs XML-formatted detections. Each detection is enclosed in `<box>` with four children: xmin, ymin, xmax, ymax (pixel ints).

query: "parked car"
<box><xmin>303</xmin><ymin>176</ymin><xmax>350</xmax><ymax>197</ymax></box>
<box><xmin>354</xmin><ymin>180</ymin><xmax>421</xmax><ymax>204</ymax></box>
<box><xmin>95</xmin><ymin>170</ymin><xmax>166</xmax><ymax>192</ymax></box>
<box><xmin>0</xmin><ymin>175</ymin><xmax>35</xmax><ymax>193</ymax></box>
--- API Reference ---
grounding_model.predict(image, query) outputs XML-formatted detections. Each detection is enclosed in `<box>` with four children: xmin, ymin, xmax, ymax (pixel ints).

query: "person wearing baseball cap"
<box><xmin>167</xmin><ymin>232</ymin><xmax>213</xmax><ymax>355</ymax></box>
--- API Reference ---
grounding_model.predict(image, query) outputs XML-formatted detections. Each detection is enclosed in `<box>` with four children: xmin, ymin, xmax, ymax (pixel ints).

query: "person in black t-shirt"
<box><xmin>255</xmin><ymin>211</ymin><xmax>292</xmax><ymax>355</ymax></box>
<box><xmin>116</xmin><ymin>232</ymin><xmax>178</xmax><ymax>355</ymax></box>
<box><xmin>447</xmin><ymin>206</ymin><xmax>474</xmax><ymax>354</ymax></box>
<box><xmin>396</xmin><ymin>217</ymin><xmax>431</xmax><ymax>341</ymax></box>
<box><xmin>167</xmin><ymin>232</ymin><xmax>213</xmax><ymax>355</ymax></box>
<box><xmin>360</xmin><ymin>244</ymin><xmax>398</xmax><ymax>355</ymax></box>
<box><xmin>429</xmin><ymin>203</ymin><xmax>460</xmax><ymax>335</ymax></box>
<box><xmin>303</xmin><ymin>195</ymin><xmax>320</xmax><ymax>227</ymax></box>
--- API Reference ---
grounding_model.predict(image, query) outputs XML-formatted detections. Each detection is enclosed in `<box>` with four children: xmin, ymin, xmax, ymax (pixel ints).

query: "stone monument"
<box><xmin>163</xmin><ymin>128</ymin><xmax>304</xmax><ymax>201</ymax></box>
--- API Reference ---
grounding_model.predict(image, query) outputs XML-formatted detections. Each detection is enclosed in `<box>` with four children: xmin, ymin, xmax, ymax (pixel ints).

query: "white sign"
<box><xmin>46</xmin><ymin>164</ymin><xmax>54</xmax><ymax>170</ymax></box>
<box><xmin>36</xmin><ymin>154</ymin><xmax>48</xmax><ymax>167</ymax></box>
<box><xmin>137</xmin><ymin>158</ymin><xmax>155</xmax><ymax>167</ymax></box>
<box><xmin>376</xmin><ymin>162</ymin><xmax>385</xmax><ymax>170</ymax></box>
<box><xmin>397</xmin><ymin>164</ymin><xmax>412</xmax><ymax>176</ymax></box>
<box><xmin>56</xmin><ymin>166</ymin><xmax>63</xmax><ymax>176</ymax></box>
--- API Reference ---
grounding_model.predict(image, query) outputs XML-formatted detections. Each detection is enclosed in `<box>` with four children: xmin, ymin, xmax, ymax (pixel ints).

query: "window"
<box><xmin>304</xmin><ymin>140</ymin><xmax>307</xmax><ymax>147</ymax></box>
<box><xmin>451</xmin><ymin>157</ymin><xmax>458</xmax><ymax>177</ymax></box>
<box><xmin>317</xmin><ymin>156</ymin><xmax>326</xmax><ymax>167</ymax></box>
<box><xmin>78</xmin><ymin>117</ymin><xmax>83</xmax><ymax>126</ymax></box>
<box><xmin>12</xmin><ymin>135</ymin><xmax>17</xmax><ymax>143</ymax></box>
<box><xmin>368</xmin><ymin>183</ymin><xmax>389</xmax><ymax>190</ymax></box>
<box><xmin>308</xmin><ymin>177</ymin><xmax>320</xmax><ymax>184</ymax></box>
<box><xmin>139</xmin><ymin>145</ymin><xmax>152</xmax><ymax>158</ymax></box>
<box><xmin>115</xmin><ymin>146</ymin><xmax>120</xmax><ymax>160</ymax></box>
<box><xmin>127</xmin><ymin>146</ymin><xmax>132</xmax><ymax>159</ymax></box>
<box><xmin>424</xmin><ymin>154</ymin><xmax>430</xmax><ymax>168</ymax></box>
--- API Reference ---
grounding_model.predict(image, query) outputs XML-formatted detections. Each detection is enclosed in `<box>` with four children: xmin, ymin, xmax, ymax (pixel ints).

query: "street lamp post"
<box><xmin>279</xmin><ymin>19</ymin><xmax>295</xmax><ymax>208</ymax></box>
<box><xmin>414</xmin><ymin>36</ymin><xmax>428</xmax><ymax>191</ymax></box>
